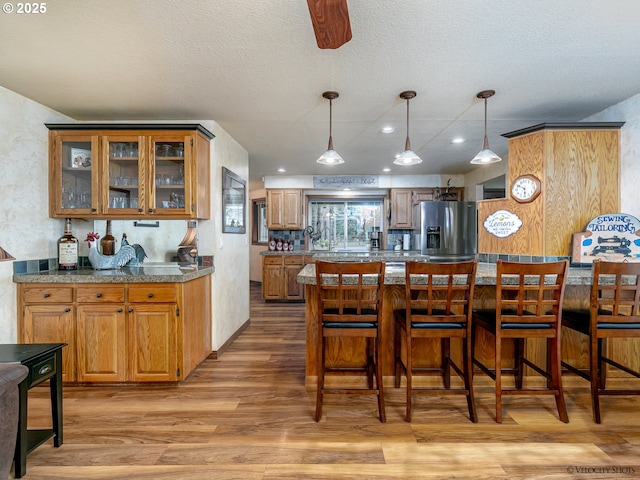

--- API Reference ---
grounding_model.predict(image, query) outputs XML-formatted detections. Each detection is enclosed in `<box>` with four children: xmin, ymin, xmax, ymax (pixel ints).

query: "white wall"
<box><xmin>0</xmin><ymin>87</ymin><xmax>250</xmax><ymax>352</ymax></box>
<box><xmin>582</xmin><ymin>93</ymin><xmax>640</xmax><ymax>218</ymax></box>
<box><xmin>200</xmin><ymin>122</ymin><xmax>250</xmax><ymax>350</ymax></box>
<box><xmin>0</xmin><ymin>87</ymin><xmax>72</xmax><ymax>343</ymax></box>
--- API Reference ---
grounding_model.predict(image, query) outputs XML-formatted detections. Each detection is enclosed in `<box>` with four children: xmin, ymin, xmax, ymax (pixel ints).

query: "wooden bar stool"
<box><xmin>314</xmin><ymin>260</ymin><xmax>386</xmax><ymax>422</ymax></box>
<box><xmin>562</xmin><ymin>260</ymin><xmax>640</xmax><ymax>423</ymax></box>
<box><xmin>394</xmin><ymin>260</ymin><xmax>478</xmax><ymax>422</ymax></box>
<box><xmin>472</xmin><ymin>260</ymin><xmax>569</xmax><ymax>423</ymax></box>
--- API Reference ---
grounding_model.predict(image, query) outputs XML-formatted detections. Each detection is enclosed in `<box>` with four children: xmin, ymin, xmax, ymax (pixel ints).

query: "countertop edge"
<box><xmin>13</xmin><ymin>266</ymin><xmax>215</xmax><ymax>284</ymax></box>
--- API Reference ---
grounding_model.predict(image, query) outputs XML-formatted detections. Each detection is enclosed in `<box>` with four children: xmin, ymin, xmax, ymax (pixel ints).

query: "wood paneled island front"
<box><xmin>298</xmin><ymin>258</ymin><xmax>638</xmax><ymax>381</ymax></box>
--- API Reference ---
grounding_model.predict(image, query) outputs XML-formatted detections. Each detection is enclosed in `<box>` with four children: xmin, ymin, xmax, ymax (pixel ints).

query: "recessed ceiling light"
<box><xmin>380</xmin><ymin>126</ymin><xmax>395</xmax><ymax>134</ymax></box>
<box><xmin>451</xmin><ymin>138</ymin><xmax>465</xmax><ymax>144</ymax></box>
<box><xmin>276</xmin><ymin>168</ymin><xmax>286</xmax><ymax>173</ymax></box>
<box><xmin>382</xmin><ymin>167</ymin><xmax>391</xmax><ymax>172</ymax></box>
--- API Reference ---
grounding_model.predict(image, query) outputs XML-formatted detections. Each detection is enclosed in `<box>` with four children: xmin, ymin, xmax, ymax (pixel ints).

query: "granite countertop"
<box><xmin>13</xmin><ymin>264</ymin><xmax>215</xmax><ymax>284</ymax></box>
<box><xmin>260</xmin><ymin>250</ymin><xmax>311</xmax><ymax>256</ymax></box>
<box><xmin>260</xmin><ymin>249</ymin><xmax>423</xmax><ymax>259</ymax></box>
<box><xmin>298</xmin><ymin>262</ymin><xmax>594</xmax><ymax>286</ymax></box>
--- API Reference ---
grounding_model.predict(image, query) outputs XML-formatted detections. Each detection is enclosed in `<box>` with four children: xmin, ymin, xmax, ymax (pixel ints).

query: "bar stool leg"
<box><xmin>315</xmin><ymin>335</ymin><xmax>326</xmax><ymax>422</ymax></box>
<box><xmin>550</xmin><ymin>336</ymin><xmax>569</xmax><ymax>423</ymax></box>
<box><xmin>463</xmin><ymin>336</ymin><xmax>478</xmax><ymax>423</ymax></box>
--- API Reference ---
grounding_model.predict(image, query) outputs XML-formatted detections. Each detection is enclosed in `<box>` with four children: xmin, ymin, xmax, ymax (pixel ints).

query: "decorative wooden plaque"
<box><xmin>572</xmin><ymin>213</ymin><xmax>640</xmax><ymax>264</ymax></box>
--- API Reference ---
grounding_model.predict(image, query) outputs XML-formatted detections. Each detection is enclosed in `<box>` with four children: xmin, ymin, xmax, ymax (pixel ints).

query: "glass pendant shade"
<box><xmin>471</xmin><ymin>90</ymin><xmax>501</xmax><ymax>165</ymax></box>
<box><xmin>394</xmin><ymin>91</ymin><xmax>422</xmax><ymax>166</ymax></box>
<box><xmin>394</xmin><ymin>137</ymin><xmax>422</xmax><ymax>165</ymax></box>
<box><xmin>317</xmin><ymin>91</ymin><xmax>345</xmax><ymax>165</ymax></box>
<box><xmin>470</xmin><ymin>147</ymin><xmax>501</xmax><ymax>164</ymax></box>
<box><xmin>316</xmin><ymin>145</ymin><xmax>344</xmax><ymax>165</ymax></box>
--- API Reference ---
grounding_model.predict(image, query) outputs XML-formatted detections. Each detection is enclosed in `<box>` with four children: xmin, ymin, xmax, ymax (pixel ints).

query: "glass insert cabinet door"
<box><xmin>58</xmin><ymin>136</ymin><xmax>99</xmax><ymax>214</ymax></box>
<box><xmin>149</xmin><ymin>136</ymin><xmax>190</xmax><ymax>215</ymax></box>
<box><xmin>104</xmin><ymin>136</ymin><xmax>143</xmax><ymax>214</ymax></box>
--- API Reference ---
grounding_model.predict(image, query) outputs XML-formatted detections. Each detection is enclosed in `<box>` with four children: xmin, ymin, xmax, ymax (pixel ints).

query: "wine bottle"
<box><xmin>58</xmin><ymin>218</ymin><xmax>78</xmax><ymax>270</ymax></box>
<box><xmin>100</xmin><ymin>220</ymin><xmax>116</xmax><ymax>256</ymax></box>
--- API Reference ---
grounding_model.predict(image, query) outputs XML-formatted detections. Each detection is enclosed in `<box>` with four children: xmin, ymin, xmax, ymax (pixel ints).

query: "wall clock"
<box><xmin>511</xmin><ymin>174</ymin><xmax>541</xmax><ymax>203</ymax></box>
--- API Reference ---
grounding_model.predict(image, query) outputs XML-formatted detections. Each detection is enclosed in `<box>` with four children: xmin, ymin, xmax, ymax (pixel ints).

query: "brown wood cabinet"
<box><xmin>47</xmin><ymin>124</ymin><xmax>213</xmax><ymax>220</ymax></box>
<box><xmin>20</xmin><ymin>285</ymin><xmax>75</xmax><ymax>382</ymax></box>
<box><xmin>389</xmin><ymin>188</ymin><xmax>463</xmax><ymax>228</ymax></box>
<box><xmin>262</xmin><ymin>254</ymin><xmax>312</xmax><ymax>301</ymax></box>
<box><xmin>266</xmin><ymin>189</ymin><xmax>303</xmax><ymax>229</ymax></box>
<box><xmin>17</xmin><ymin>275</ymin><xmax>211</xmax><ymax>384</ymax></box>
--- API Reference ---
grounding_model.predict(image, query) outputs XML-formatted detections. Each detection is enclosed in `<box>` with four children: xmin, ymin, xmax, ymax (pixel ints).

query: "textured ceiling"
<box><xmin>1</xmin><ymin>1</ymin><xmax>639</xmax><ymax>188</ymax></box>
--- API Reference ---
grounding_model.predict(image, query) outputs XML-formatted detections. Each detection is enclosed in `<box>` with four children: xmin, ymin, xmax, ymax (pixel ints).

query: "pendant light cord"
<box><xmin>483</xmin><ymin>97</ymin><xmax>489</xmax><ymax>150</ymax></box>
<box><xmin>327</xmin><ymin>98</ymin><xmax>334</xmax><ymax>150</ymax></box>
<box><xmin>405</xmin><ymin>96</ymin><xmax>411</xmax><ymax>151</ymax></box>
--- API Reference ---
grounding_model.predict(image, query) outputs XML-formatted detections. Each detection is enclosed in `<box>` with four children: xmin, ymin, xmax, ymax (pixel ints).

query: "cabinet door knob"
<box><xmin>64</xmin><ymin>308</ymin><xmax>71</xmax><ymax>313</ymax></box>
<box><xmin>148</xmin><ymin>208</ymin><xmax>153</xmax><ymax>213</ymax></box>
<box><xmin>43</xmin><ymin>293</ymin><xmax>50</xmax><ymax>298</ymax></box>
<box><xmin>138</xmin><ymin>208</ymin><xmax>143</xmax><ymax>213</ymax></box>
<box><xmin>147</xmin><ymin>293</ymin><xmax>154</xmax><ymax>298</ymax></box>
<box><xmin>128</xmin><ymin>308</ymin><xmax>134</xmax><ymax>313</ymax></box>
<box><xmin>91</xmin><ymin>208</ymin><xmax>97</xmax><ymax>213</ymax></box>
<box><xmin>96</xmin><ymin>293</ymin><xmax>102</xmax><ymax>298</ymax></box>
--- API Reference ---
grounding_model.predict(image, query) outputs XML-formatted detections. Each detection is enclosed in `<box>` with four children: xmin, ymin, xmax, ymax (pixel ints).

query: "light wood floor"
<box><xmin>17</xmin><ymin>283</ymin><xmax>640</xmax><ymax>479</ymax></box>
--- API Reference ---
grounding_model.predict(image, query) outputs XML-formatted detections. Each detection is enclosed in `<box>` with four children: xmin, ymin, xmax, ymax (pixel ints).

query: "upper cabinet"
<box><xmin>389</xmin><ymin>187</ymin><xmax>463</xmax><ymax>228</ymax></box>
<box><xmin>47</xmin><ymin>124</ymin><xmax>214</xmax><ymax>219</ymax></box>
<box><xmin>266</xmin><ymin>189</ymin><xmax>303</xmax><ymax>229</ymax></box>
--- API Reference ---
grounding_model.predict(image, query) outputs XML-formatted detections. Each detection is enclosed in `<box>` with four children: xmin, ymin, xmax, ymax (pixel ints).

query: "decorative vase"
<box><xmin>100</xmin><ymin>220</ymin><xmax>116</xmax><ymax>256</ymax></box>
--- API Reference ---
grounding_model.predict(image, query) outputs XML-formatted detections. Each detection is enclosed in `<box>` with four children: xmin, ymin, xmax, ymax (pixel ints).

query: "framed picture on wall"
<box><xmin>222</xmin><ymin>167</ymin><xmax>246</xmax><ymax>234</ymax></box>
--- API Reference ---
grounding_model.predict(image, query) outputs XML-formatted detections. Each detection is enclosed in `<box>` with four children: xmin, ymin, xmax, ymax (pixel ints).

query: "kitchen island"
<box><xmin>14</xmin><ymin>264</ymin><xmax>214</xmax><ymax>384</ymax></box>
<box><xmin>297</xmin><ymin>261</ymin><xmax>630</xmax><ymax>380</ymax></box>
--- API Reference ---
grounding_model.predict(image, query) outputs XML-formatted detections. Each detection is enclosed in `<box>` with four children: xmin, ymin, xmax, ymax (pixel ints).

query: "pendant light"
<box><xmin>394</xmin><ymin>90</ymin><xmax>422</xmax><ymax>166</ymax></box>
<box><xmin>470</xmin><ymin>89</ymin><xmax>501</xmax><ymax>164</ymax></box>
<box><xmin>316</xmin><ymin>91</ymin><xmax>345</xmax><ymax>165</ymax></box>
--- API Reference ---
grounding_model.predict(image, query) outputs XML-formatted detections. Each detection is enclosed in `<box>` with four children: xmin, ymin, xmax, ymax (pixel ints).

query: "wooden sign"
<box><xmin>483</xmin><ymin>210</ymin><xmax>523</xmax><ymax>238</ymax></box>
<box><xmin>572</xmin><ymin>213</ymin><xmax>640</xmax><ymax>263</ymax></box>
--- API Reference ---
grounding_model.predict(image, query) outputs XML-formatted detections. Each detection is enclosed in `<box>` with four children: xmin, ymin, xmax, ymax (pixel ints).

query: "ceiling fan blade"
<box><xmin>307</xmin><ymin>0</ymin><xmax>352</xmax><ymax>49</ymax></box>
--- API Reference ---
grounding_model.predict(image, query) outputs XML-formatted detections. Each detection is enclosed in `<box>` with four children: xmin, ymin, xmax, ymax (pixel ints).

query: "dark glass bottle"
<box><xmin>58</xmin><ymin>218</ymin><xmax>78</xmax><ymax>270</ymax></box>
<box><xmin>100</xmin><ymin>220</ymin><xmax>116</xmax><ymax>255</ymax></box>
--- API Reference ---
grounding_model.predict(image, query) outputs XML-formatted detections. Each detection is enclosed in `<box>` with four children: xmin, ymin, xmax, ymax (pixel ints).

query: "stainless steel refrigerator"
<box><xmin>417</xmin><ymin>201</ymin><xmax>477</xmax><ymax>260</ymax></box>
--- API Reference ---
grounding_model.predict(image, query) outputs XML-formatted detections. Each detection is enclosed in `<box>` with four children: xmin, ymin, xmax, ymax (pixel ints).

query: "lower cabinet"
<box><xmin>22</xmin><ymin>301</ymin><xmax>76</xmax><ymax>383</ymax></box>
<box><xmin>17</xmin><ymin>275</ymin><xmax>211</xmax><ymax>384</ymax></box>
<box><xmin>262</xmin><ymin>254</ymin><xmax>312</xmax><ymax>301</ymax></box>
<box><xmin>76</xmin><ymin>304</ymin><xmax>127</xmax><ymax>382</ymax></box>
<box><xmin>128</xmin><ymin>304</ymin><xmax>178</xmax><ymax>382</ymax></box>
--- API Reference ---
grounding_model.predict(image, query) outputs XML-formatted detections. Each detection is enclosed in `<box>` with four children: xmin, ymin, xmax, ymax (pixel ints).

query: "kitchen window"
<box><xmin>307</xmin><ymin>198</ymin><xmax>384</xmax><ymax>251</ymax></box>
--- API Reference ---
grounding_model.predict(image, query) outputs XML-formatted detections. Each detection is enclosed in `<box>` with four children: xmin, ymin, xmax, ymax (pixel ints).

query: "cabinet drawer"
<box><xmin>22</xmin><ymin>286</ymin><xmax>73</xmax><ymax>304</ymax></box>
<box><xmin>263</xmin><ymin>256</ymin><xmax>283</xmax><ymax>265</ymax></box>
<box><xmin>284</xmin><ymin>255</ymin><xmax>303</xmax><ymax>265</ymax></box>
<box><xmin>76</xmin><ymin>285</ymin><xmax>125</xmax><ymax>303</ymax></box>
<box><xmin>29</xmin><ymin>354</ymin><xmax>57</xmax><ymax>387</ymax></box>
<box><xmin>128</xmin><ymin>284</ymin><xmax>177</xmax><ymax>303</ymax></box>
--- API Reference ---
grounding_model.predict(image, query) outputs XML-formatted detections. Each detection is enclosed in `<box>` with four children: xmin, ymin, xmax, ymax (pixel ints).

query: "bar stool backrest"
<box><xmin>495</xmin><ymin>260</ymin><xmax>569</xmax><ymax>329</ymax></box>
<box><xmin>591</xmin><ymin>260</ymin><xmax>640</xmax><ymax>329</ymax></box>
<box><xmin>404</xmin><ymin>261</ymin><xmax>477</xmax><ymax>325</ymax></box>
<box><xmin>315</xmin><ymin>261</ymin><xmax>385</xmax><ymax>326</ymax></box>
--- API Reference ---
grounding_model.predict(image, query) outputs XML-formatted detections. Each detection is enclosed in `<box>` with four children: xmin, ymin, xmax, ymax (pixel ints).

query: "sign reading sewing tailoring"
<box><xmin>313</xmin><ymin>175</ymin><xmax>379</xmax><ymax>188</ymax></box>
<box><xmin>484</xmin><ymin>210</ymin><xmax>523</xmax><ymax>238</ymax></box>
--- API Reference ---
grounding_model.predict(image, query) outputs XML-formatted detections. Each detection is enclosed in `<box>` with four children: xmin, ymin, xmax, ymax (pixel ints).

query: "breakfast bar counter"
<box><xmin>298</xmin><ymin>262</ymin><xmax>626</xmax><ymax>379</ymax></box>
